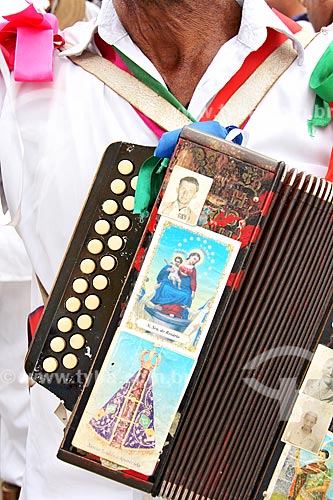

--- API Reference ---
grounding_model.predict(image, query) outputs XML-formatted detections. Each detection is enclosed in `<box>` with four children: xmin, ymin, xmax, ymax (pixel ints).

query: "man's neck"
<box><xmin>113</xmin><ymin>0</ymin><xmax>242</xmax><ymax>106</ymax></box>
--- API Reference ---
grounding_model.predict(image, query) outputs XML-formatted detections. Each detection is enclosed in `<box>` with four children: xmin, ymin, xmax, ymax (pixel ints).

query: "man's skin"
<box><xmin>266</xmin><ymin>0</ymin><xmax>307</xmax><ymax>18</ymax></box>
<box><xmin>113</xmin><ymin>0</ymin><xmax>242</xmax><ymax>106</ymax></box>
<box><xmin>177</xmin><ymin>179</ymin><xmax>198</xmax><ymax>210</ymax></box>
<box><xmin>302</xmin><ymin>0</ymin><xmax>333</xmax><ymax>31</ymax></box>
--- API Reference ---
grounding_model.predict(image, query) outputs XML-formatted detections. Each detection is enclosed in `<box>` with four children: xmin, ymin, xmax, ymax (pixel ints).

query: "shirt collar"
<box><xmin>61</xmin><ymin>0</ymin><xmax>305</xmax><ymax>63</ymax></box>
<box><xmin>238</xmin><ymin>0</ymin><xmax>304</xmax><ymax>59</ymax></box>
<box><xmin>97</xmin><ymin>0</ymin><xmax>127</xmax><ymax>45</ymax></box>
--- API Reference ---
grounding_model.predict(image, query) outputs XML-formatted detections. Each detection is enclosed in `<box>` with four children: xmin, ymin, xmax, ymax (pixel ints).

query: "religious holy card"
<box><xmin>72</xmin><ymin>329</ymin><xmax>195</xmax><ymax>475</ymax></box>
<box><xmin>120</xmin><ymin>216</ymin><xmax>240</xmax><ymax>355</ymax></box>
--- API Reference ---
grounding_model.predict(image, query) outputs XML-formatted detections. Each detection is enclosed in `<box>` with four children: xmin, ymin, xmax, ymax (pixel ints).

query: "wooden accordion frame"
<box><xmin>25</xmin><ymin>127</ymin><xmax>333</xmax><ymax>500</ymax></box>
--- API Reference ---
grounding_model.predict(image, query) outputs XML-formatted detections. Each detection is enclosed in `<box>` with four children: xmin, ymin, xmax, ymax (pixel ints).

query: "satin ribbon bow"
<box><xmin>0</xmin><ymin>2</ymin><xmax>64</xmax><ymax>82</ymax></box>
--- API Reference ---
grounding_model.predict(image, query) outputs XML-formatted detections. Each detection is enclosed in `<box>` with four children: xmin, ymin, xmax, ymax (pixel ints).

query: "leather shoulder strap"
<box><xmin>68</xmin><ymin>50</ymin><xmax>191</xmax><ymax>131</ymax></box>
<box><xmin>67</xmin><ymin>29</ymin><xmax>315</xmax><ymax>130</ymax></box>
<box><xmin>215</xmin><ymin>30</ymin><xmax>316</xmax><ymax>127</ymax></box>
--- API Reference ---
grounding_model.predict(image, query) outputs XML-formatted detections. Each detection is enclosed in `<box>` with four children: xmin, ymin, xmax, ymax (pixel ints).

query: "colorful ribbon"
<box><xmin>308</xmin><ymin>41</ymin><xmax>333</xmax><ymax>136</ymax></box>
<box><xmin>133</xmin><ymin>156</ymin><xmax>168</xmax><ymax>219</ymax></box>
<box><xmin>0</xmin><ymin>2</ymin><xmax>64</xmax><ymax>82</ymax></box>
<box><xmin>133</xmin><ymin>122</ymin><xmax>245</xmax><ymax>217</ymax></box>
<box><xmin>95</xmin><ymin>35</ymin><xmax>196</xmax><ymax>138</ymax></box>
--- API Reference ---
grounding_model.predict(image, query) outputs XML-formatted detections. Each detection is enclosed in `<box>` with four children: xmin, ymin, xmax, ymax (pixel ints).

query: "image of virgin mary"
<box><xmin>147</xmin><ymin>251</ymin><xmax>201</xmax><ymax>325</ymax></box>
<box><xmin>89</xmin><ymin>350</ymin><xmax>160</xmax><ymax>450</ymax></box>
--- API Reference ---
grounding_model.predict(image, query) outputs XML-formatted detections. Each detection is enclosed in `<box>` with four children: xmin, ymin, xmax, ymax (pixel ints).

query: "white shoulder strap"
<box><xmin>215</xmin><ymin>30</ymin><xmax>315</xmax><ymax>126</ymax></box>
<box><xmin>67</xmin><ymin>29</ymin><xmax>315</xmax><ymax>130</ymax></box>
<box><xmin>68</xmin><ymin>50</ymin><xmax>191</xmax><ymax>131</ymax></box>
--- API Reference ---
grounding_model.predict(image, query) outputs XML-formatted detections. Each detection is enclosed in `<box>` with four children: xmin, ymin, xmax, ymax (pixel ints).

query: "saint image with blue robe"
<box><xmin>150</xmin><ymin>252</ymin><xmax>201</xmax><ymax>321</ymax></box>
<box><xmin>89</xmin><ymin>350</ymin><xmax>160</xmax><ymax>451</ymax></box>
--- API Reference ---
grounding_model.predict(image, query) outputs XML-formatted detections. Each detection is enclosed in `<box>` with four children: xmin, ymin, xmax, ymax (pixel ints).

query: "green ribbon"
<box><xmin>133</xmin><ymin>156</ymin><xmax>170</xmax><ymax>218</ymax></box>
<box><xmin>113</xmin><ymin>48</ymin><xmax>195</xmax><ymax>218</ymax></box>
<box><xmin>113</xmin><ymin>47</ymin><xmax>196</xmax><ymax>122</ymax></box>
<box><xmin>308</xmin><ymin>41</ymin><xmax>333</xmax><ymax>136</ymax></box>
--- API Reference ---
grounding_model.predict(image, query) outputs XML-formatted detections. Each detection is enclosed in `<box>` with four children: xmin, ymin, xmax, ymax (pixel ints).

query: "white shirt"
<box><xmin>0</xmin><ymin>1</ymin><xmax>333</xmax><ymax>498</ymax></box>
<box><xmin>0</xmin><ymin>209</ymin><xmax>31</xmax><ymax>281</ymax></box>
<box><xmin>0</xmin><ymin>0</ymin><xmax>332</xmax><ymax>294</ymax></box>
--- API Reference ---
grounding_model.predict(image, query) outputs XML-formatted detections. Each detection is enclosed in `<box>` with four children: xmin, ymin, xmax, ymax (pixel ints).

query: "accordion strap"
<box><xmin>67</xmin><ymin>29</ymin><xmax>315</xmax><ymax>129</ymax></box>
<box><xmin>215</xmin><ymin>29</ymin><xmax>315</xmax><ymax>127</ymax></box>
<box><xmin>68</xmin><ymin>50</ymin><xmax>191</xmax><ymax>131</ymax></box>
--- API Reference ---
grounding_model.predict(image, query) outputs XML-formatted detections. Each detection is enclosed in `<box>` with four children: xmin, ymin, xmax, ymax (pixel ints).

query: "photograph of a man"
<box><xmin>162</xmin><ymin>176</ymin><xmax>199</xmax><ymax>224</ymax></box>
<box><xmin>158</xmin><ymin>165</ymin><xmax>213</xmax><ymax>226</ymax></box>
<box><xmin>284</xmin><ymin>410</ymin><xmax>321</xmax><ymax>453</ymax></box>
<box><xmin>282</xmin><ymin>394</ymin><xmax>333</xmax><ymax>455</ymax></box>
<box><xmin>303</xmin><ymin>356</ymin><xmax>333</xmax><ymax>404</ymax></box>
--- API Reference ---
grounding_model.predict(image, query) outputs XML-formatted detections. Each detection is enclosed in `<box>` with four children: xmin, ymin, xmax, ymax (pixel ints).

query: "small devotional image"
<box><xmin>265</xmin><ymin>432</ymin><xmax>333</xmax><ymax>500</ymax></box>
<box><xmin>301</xmin><ymin>345</ymin><xmax>333</xmax><ymax>406</ymax></box>
<box><xmin>158</xmin><ymin>165</ymin><xmax>213</xmax><ymax>226</ymax></box>
<box><xmin>282</xmin><ymin>394</ymin><xmax>332</xmax><ymax>455</ymax></box>
<box><xmin>121</xmin><ymin>217</ymin><xmax>240</xmax><ymax>353</ymax></box>
<box><xmin>72</xmin><ymin>330</ymin><xmax>195</xmax><ymax>475</ymax></box>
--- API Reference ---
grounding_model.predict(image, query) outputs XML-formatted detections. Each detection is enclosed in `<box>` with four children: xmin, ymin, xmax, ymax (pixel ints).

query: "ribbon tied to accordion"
<box><xmin>133</xmin><ymin>121</ymin><xmax>246</xmax><ymax>218</ymax></box>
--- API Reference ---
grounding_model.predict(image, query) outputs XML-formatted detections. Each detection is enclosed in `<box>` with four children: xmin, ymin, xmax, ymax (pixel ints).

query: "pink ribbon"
<box><xmin>0</xmin><ymin>2</ymin><xmax>64</xmax><ymax>82</ymax></box>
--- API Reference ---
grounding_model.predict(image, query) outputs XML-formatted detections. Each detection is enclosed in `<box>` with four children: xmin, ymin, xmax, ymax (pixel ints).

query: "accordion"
<box><xmin>25</xmin><ymin>126</ymin><xmax>333</xmax><ymax>499</ymax></box>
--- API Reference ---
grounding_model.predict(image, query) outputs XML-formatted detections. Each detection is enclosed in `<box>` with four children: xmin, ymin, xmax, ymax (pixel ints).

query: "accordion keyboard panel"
<box><xmin>25</xmin><ymin>142</ymin><xmax>154</xmax><ymax>409</ymax></box>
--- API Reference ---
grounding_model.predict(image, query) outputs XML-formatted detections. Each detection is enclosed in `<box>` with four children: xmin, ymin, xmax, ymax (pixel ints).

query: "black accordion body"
<box><xmin>26</xmin><ymin>127</ymin><xmax>333</xmax><ymax>500</ymax></box>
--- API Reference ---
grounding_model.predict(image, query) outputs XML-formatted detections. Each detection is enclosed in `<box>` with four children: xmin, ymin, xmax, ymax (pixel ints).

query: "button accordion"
<box><xmin>25</xmin><ymin>127</ymin><xmax>333</xmax><ymax>500</ymax></box>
